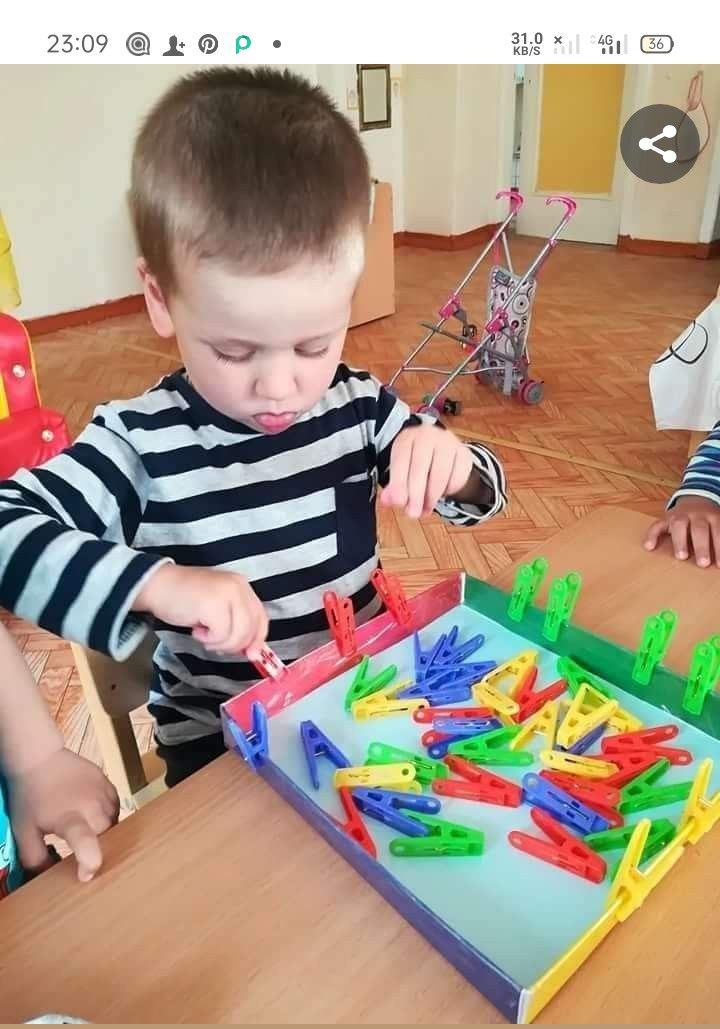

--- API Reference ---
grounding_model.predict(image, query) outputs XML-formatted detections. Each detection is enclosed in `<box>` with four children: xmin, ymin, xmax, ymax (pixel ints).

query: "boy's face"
<box><xmin>140</xmin><ymin>236</ymin><xmax>364</xmax><ymax>433</ymax></box>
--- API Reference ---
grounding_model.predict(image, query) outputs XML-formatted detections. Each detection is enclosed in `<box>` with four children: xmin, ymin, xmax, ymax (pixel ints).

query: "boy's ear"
<box><xmin>137</xmin><ymin>258</ymin><xmax>175</xmax><ymax>338</ymax></box>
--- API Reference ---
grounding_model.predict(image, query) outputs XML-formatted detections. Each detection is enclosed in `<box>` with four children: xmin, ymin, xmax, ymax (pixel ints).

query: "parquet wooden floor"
<box><xmin>3</xmin><ymin>237</ymin><xmax>719</xmax><ymax>769</ymax></box>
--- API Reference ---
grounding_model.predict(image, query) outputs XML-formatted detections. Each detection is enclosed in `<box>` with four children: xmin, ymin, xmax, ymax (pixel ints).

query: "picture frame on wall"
<box><xmin>356</xmin><ymin>64</ymin><xmax>391</xmax><ymax>131</ymax></box>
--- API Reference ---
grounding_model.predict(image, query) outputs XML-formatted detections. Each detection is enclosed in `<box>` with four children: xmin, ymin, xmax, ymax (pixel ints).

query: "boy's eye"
<box><xmin>296</xmin><ymin>345</ymin><xmax>330</xmax><ymax>358</ymax></box>
<box><xmin>212</xmin><ymin>348</ymin><xmax>253</xmax><ymax>365</ymax></box>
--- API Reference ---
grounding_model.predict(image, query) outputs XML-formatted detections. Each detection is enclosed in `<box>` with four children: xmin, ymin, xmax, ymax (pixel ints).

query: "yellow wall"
<box><xmin>537</xmin><ymin>65</ymin><xmax>626</xmax><ymax>195</ymax></box>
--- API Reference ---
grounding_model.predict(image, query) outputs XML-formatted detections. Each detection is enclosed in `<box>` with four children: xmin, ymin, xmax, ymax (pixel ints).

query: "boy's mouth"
<box><xmin>253</xmin><ymin>412</ymin><xmax>297</xmax><ymax>433</ymax></box>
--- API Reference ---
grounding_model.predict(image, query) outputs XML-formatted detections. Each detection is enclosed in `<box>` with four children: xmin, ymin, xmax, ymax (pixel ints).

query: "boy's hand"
<box><xmin>11</xmin><ymin>749</ymin><xmax>119</xmax><ymax>883</ymax></box>
<box><xmin>644</xmin><ymin>496</ymin><xmax>720</xmax><ymax>567</ymax></box>
<box><xmin>134</xmin><ymin>564</ymin><xmax>268</xmax><ymax>658</ymax></box>
<box><xmin>382</xmin><ymin>424</ymin><xmax>474</xmax><ymax>518</ymax></box>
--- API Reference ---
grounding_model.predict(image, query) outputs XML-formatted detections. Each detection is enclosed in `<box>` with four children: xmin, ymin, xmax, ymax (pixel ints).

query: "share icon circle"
<box><xmin>638</xmin><ymin>125</ymin><xmax>677</xmax><ymax>163</ymax></box>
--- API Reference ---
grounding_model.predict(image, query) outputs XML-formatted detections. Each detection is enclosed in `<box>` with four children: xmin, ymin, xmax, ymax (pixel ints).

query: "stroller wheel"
<box><xmin>462</xmin><ymin>323</ymin><xmax>478</xmax><ymax>340</ymax></box>
<box><xmin>519</xmin><ymin>379</ymin><xmax>544</xmax><ymax>406</ymax></box>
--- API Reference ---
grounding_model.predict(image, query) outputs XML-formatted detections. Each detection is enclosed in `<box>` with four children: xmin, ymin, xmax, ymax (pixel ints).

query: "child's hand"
<box><xmin>382</xmin><ymin>424</ymin><xmax>474</xmax><ymax>518</ymax></box>
<box><xmin>644</xmin><ymin>496</ymin><xmax>720</xmax><ymax>567</ymax></box>
<box><xmin>134</xmin><ymin>564</ymin><xmax>269</xmax><ymax>658</ymax></box>
<box><xmin>11</xmin><ymin>749</ymin><xmax>119</xmax><ymax>882</ymax></box>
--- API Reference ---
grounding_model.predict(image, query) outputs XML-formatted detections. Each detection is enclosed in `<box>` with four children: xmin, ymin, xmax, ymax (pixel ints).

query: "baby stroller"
<box><xmin>387</xmin><ymin>191</ymin><xmax>577</xmax><ymax>415</ymax></box>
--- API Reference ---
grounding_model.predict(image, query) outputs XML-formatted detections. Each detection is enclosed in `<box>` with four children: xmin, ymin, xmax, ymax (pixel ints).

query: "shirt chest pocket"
<box><xmin>334</xmin><ymin>475</ymin><xmax>377</xmax><ymax>570</ymax></box>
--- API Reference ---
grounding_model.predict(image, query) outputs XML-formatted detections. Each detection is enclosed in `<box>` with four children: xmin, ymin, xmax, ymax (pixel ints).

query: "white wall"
<box><xmin>402</xmin><ymin>65</ymin><xmax>457</xmax><ymax>234</ymax></box>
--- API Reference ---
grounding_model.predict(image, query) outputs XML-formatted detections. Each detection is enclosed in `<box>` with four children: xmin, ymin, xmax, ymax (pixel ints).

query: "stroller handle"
<box><xmin>496</xmin><ymin>189</ymin><xmax>525</xmax><ymax>212</ymax></box>
<box><xmin>545</xmin><ymin>195</ymin><xmax>577</xmax><ymax>217</ymax></box>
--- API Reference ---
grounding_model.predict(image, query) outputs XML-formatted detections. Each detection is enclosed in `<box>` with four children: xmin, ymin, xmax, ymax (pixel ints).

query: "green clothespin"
<box><xmin>344</xmin><ymin>657</ymin><xmax>398</xmax><ymax>711</ymax></box>
<box><xmin>682</xmin><ymin>635</ymin><xmax>720</xmax><ymax>716</ymax></box>
<box><xmin>365</xmin><ymin>741</ymin><xmax>449</xmax><ymax>785</ymax></box>
<box><xmin>556</xmin><ymin>656</ymin><xmax>612</xmax><ymax>699</ymax></box>
<box><xmin>607</xmin><ymin>820</ymin><xmax>676</xmax><ymax>880</ymax></box>
<box><xmin>508</xmin><ymin>556</ymin><xmax>548</xmax><ymax>622</ymax></box>
<box><xmin>447</xmin><ymin>725</ymin><xmax>533</xmax><ymax>767</ymax></box>
<box><xmin>542</xmin><ymin>572</ymin><xmax>582</xmax><ymax>643</ymax></box>
<box><xmin>632</xmin><ymin>609</ymin><xmax>677</xmax><ymax>686</ymax></box>
<box><xmin>389</xmin><ymin>812</ymin><xmax>484</xmax><ymax>857</ymax></box>
<box><xmin>585</xmin><ymin>817</ymin><xmax>675</xmax><ymax>854</ymax></box>
<box><xmin>618</xmin><ymin>758</ymin><xmax>692</xmax><ymax>814</ymax></box>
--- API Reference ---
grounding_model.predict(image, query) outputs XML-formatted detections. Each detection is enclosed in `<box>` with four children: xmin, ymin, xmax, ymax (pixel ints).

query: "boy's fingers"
<box><xmin>406</xmin><ymin>443</ymin><xmax>434</xmax><ymax>518</ymax></box>
<box><xmin>423</xmin><ymin>449</ymin><xmax>451</xmax><ymax>515</ymax></box>
<box><xmin>60</xmin><ymin>814</ymin><xmax>103</xmax><ymax>882</ymax></box>
<box><xmin>711</xmin><ymin>521</ymin><xmax>720</xmax><ymax>568</ymax></box>
<box><xmin>385</xmin><ymin>439</ymin><xmax>411</xmax><ymax>509</ymax></box>
<box><xmin>690</xmin><ymin>520</ymin><xmax>712</xmax><ymax>567</ymax></box>
<box><xmin>669</xmin><ymin>519</ymin><xmax>690</xmax><ymax>560</ymax></box>
<box><xmin>14</xmin><ymin>819</ymin><xmax>53</xmax><ymax>873</ymax></box>
<box><xmin>643</xmin><ymin>519</ymin><xmax>668</xmax><ymax>550</ymax></box>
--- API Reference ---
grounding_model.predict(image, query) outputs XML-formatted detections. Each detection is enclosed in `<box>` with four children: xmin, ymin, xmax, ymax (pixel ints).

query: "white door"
<box><xmin>516</xmin><ymin>65</ymin><xmax>633</xmax><ymax>244</ymax></box>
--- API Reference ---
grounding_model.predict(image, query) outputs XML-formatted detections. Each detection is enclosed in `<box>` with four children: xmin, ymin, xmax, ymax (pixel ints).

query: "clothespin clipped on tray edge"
<box><xmin>227</xmin><ymin>701</ymin><xmax>269</xmax><ymax>771</ymax></box>
<box><xmin>631</xmin><ymin>609</ymin><xmax>677</xmax><ymax>687</ymax></box>
<box><xmin>508</xmin><ymin>556</ymin><xmax>548</xmax><ymax>622</ymax></box>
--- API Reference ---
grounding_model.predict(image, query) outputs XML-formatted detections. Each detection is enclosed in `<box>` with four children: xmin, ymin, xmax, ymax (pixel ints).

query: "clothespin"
<box><xmin>447</xmin><ymin>631</ymin><xmax>487</xmax><ymax>665</ymax></box>
<box><xmin>389</xmin><ymin>812</ymin><xmax>485</xmax><ymax>857</ymax></box>
<box><xmin>351</xmin><ymin>787</ymin><xmax>440</xmax><ymax>837</ymax></box>
<box><xmin>471</xmin><ymin>681</ymin><xmax>520</xmax><ymax>723</ymax></box>
<box><xmin>365</xmin><ymin>740</ymin><xmax>449</xmax><ymax>785</ymax></box>
<box><xmin>334</xmin><ymin>786</ymin><xmax>377</xmax><ymax>859</ymax></box>
<box><xmin>477</xmin><ymin>649</ymin><xmax>537</xmax><ymax>698</ymax></box>
<box><xmin>413</xmin><ymin>705</ymin><xmax>493</xmax><ymax>724</ymax></box>
<box><xmin>556</xmin><ymin>685</ymin><xmax>618</xmax><ymax>749</ymax></box>
<box><xmin>607</xmin><ymin>705</ymin><xmax>644</xmax><ymax>735</ymax></box>
<box><xmin>601</xmin><ymin>724</ymin><xmax>692</xmax><ymax>766</ymax></box>
<box><xmin>522</xmin><ymin>772</ymin><xmax>612</xmax><ymax>834</ymax></box>
<box><xmin>426</xmin><ymin>721</ymin><xmax>501</xmax><ymax>758</ymax></box>
<box><xmin>631</xmin><ymin>609</ymin><xmax>677</xmax><ymax>686</ymax></box>
<box><xmin>510</xmin><ymin>699</ymin><xmax>560</xmax><ymax>750</ymax></box>
<box><xmin>435</xmin><ymin>625</ymin><xmax>460</xmax><ymax>663</ymax></box>
<box><xmin>323</xmin><ymin>590</ymin><xmax>356</xmax><ymax>658</ymax></box>
<box><xmin>508</xmin><ymin>807</ymin><xmax>606</xmax><ymax>883</ymax></box>
<box><xmin>542</xmin><ymin>572</ymin><xmax>582</xmax><ymax>643</ymax></box>
<box><xmin>448</xmin><ymin>725</ymin><xmax>533</xmax><ymax>767</ymax></box>
<box><xmin>606</xmin><ymin>819</ymin><xmax>683</xmax><ymax>922</ymax></box>
<box><xmin>226</xmin><ymin>701</ymin><xmax>269</xmax><ymax>771</ymax></box>
<box><xmin>344</xmin><ymin>655</ymin><xmax>398</xmax><ymax>711</ymax></box>
<box><xmin>618</xmin><ymin>758</ymin><xmax>692</xmax><ymax>814</ymax></box>
<box><xmin>300</xmin><ymin>720</ymin><xmax>350</xmax><ymax>789</ymax></box>
<box><xmin>251</xmin><ymin>646</ymin><xmax>286</xmax><ymax>680</ymax></box>
<box><xmin>351</xmin><ymin>692</ymin><xmax>427</xmax><ymax>722</ymax></box>
<box><xmin>562</xmin><ymin>722</ymin><xmax>608</xmax><ymax>756</ymax></box>
<box><xmin>334</xmin><ymin>762</ymin><xmax>417</xmax><ymax>789</ymax></box>
<box><xmin>677</xmin><ymin>757</ymin><xmax>720</xmax><ymax>844</ymax></box>
<box><xmin>371</xmin><ymin>568</ymin><xmax>412</xmax><ymax>628</ymax></box>
<box><xmin>603</xmin><ymin>751</ymin><xmax>661</xmax><ymax>789</ymax></box>
<box><xmin>586</xmin><ymin>817</ymin><xmax>675</xmax><ymax>857</ymax></box>
<box><xmin>515</xmin><ymin>679</ymin><xmax>567</xmax><ymax>723</ymax></box>
<box><xmin>556</xmin><ymin>656</ymin><xmax>612</xmax><ymax>699</ymax></box>
<box><xmin>539</xmin><ymin>769</ymin><xmax>621</xmax><ymax>809</ymax></box>
<box><xmin>398</xmin><ymin>682</ymin><xmax>474</xmax><ymax>705</ymax></box>
<box><xmin>539</xmin><ymin>750</ymin><xmax>618</xmax><ymax>779</ymax></box>
<box><xmin>607</xmin><ymin>819</ymin><xmax>676</xmax><ymax>880</ymax></box>
<box><xmin>682</xmin><ymin>636</ymin><xmax>720</xmax><ymax>716</ymax></box>
<box><xmin>508</xmin><ymin>556</ymin><xmax>548</xmax><ymax>622</ymax></box>
<box><xmin>433</xmin><ymin>716</ymin><xmax>502</xmax><ymax>737</ymax></box>
<box><xmin>437</xmin><ymin>759</ymin><xmax>523</xmax><ymax>807</ymax></box>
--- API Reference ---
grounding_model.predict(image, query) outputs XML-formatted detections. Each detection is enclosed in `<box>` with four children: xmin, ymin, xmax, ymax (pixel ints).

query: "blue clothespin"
<box><xmin>413</xmin><ymin>632</ymin><xmax>430</xmax><ymax>682</ymax></box>
<box><xmin>434</xmin><ymin>625</ymin><xmax>460</xmax><ymax>664</ymax></box>
<box><xmin>447</xmin><ymin>632</ymin><xmax>486</xmax><ymax>665</ymax></box>
<box><xmin>433</xmin><ymin>717</ymin><xmax>501</xmax><ymax>737</ymax></box>
<box><xmin>521</xmin><ymin>772</ymin><xmax>611</xmax><ymax>835</ymax></box>
<box><xmin>227</xmin><ymin>701</ymin><xmax>269</xmax><ymax>771</ymax></box>
<box><xmin>351</xmin><ymin>787</ymin><xmax>440</xmax><ymax>836</ymax></box>
<box><xmin>561</xmin><ymin>722</ymin><xmax>607</xmax><ymax>756</ymax></box>
<box><xmin>300</xmin><ymin>720</ymin><xmax>350</xmax><ymax>789</ymax></box>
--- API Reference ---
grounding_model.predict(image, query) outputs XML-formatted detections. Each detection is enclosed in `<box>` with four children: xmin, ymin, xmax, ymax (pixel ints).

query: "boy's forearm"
<box><xmin>0</xmin><ymin>625</ymin><xmax>63</xmax><ymax>775</ymax></box>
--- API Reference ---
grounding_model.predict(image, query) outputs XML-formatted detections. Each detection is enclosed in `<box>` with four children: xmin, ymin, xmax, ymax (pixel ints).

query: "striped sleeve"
<box><xmin>669</xmin><ymin>425</ymin><xmax>720</xmax><ymax>509</ymax></box>
<box><xmin>372</xmin><ymin>381</ymin><xmax>507</xmax><ymax>525</ymax></box>
<box><xmin>0</xmin><ymin>410</ymin><xmax>171</xmax><ymax>659</ymax></box>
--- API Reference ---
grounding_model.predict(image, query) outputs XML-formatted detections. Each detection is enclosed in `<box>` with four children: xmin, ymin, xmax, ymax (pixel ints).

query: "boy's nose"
<box><xmin>255</xmin><ymin>363</ymin><xmax>295</xmax><ymax>402</ymax></box>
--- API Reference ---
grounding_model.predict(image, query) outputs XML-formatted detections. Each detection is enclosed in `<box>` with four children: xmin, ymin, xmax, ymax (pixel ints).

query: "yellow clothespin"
<box><xmin>509</xmin><ymin>699</ymin><xmax>559</xmax><ymax>751</ymax></box>
<box><xmin>556</xmin><ymin>685</ymin><xmax>618</xmax><ymax>748</ymax></box>
<box><xmin>476</xmin><ymin>649</ymin><xmax>538</xmax><ymax>698</ymax></box>
<box><xmin>472</xmin><ymin>681</ymin><xmax>520</xmax><ymax>723</ymax></box>
<box><xmin>676</xmin><ymin>758</ymin><xmax>720</xmax><ymax>845</ymax></box>
<box><xmin>606</xmin><ymin>819</ymin><xmax>685</xmax><ymax>922</ymax></box>
<box><xmin>334</xmin><ymin>763</ymin><xmax>417</xmax><ymax>788</ymax></box>
<box><xmin>608</xmin><ymin>706</ymin><xmax>643</xmax><ymax>734</ymax></box>
<box><xmin>351</xmin><ymin>691</ymin><xmax>427</xmax><ymax>721</ymax></box>
<box><xmin>540</xmin><ymin>750</ymin><xmax>618</xmax><ymax>779</ymax></box>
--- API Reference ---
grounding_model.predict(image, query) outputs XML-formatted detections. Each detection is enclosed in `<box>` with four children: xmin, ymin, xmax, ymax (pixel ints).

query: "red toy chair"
<box><xmin>0</xmin><ymin>313</ymin><xmax>70</xmax><ymax>478</ymax></box>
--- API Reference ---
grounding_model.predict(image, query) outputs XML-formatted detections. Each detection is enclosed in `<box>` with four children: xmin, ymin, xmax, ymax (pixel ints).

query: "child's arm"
<box><xmin>644</xmin><ymin>425</ymin><xmax>720</xmax><ymax>567</ymax></box>
<box><xmin>372</xmin><ymin>382</ymin><xmax>507</xmax><ymax>524</ymax></box>
<box><xmin>0</xmin><ymin>623</ymin><xmax>119</xmax><ymax>880</ymax></box>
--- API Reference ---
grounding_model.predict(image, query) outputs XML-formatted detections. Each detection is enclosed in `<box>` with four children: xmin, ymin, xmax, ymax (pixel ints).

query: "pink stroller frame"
<box><xmin>387</xmin><ymin>191</ymin><xmax>577</xmax><ymax>415</ymax></box>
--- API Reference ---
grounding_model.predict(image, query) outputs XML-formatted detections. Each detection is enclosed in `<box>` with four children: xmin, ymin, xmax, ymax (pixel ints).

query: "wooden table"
<box><xmin>4</xmin><ymin>506</ymin><xmax>720</xmax><ymax>1024</ymax></box>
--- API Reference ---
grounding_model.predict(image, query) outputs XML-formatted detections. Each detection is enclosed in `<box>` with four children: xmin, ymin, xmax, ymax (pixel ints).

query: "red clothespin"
<box><xmin>514</xmin><ymin>665</ymin><xmax>540</xmax><ymax>703</ymax></box>
<box><xmin>603</xmin><ymin>751</ymin><xmax>659</xmax><ymax>789</ymax></box>
<box><xmin>601</xmin><ymin>725</ymin><xmax>692</xmax><ymax>766</ymax></box>
<box><xmin>323</xmin><ymin>591</ymin><xmax>356</xmax><ymax>658</ymax></box>
<box><xmin>515</xmin><ymin>678</ymin><xmax>567</xmax><ymax>722</ymax></box>
<box><xmin>539</xmin><ymin>769</ymin><xmax>620</xmax><ymax>809</ymax></box>
<box><xmin>508</xmin><ymin>807</ymin><xmax>607</xmax><ymax>883</ymax></box>
<box><xmin>371</xmin><ymin>568</ymin><xmax>412</xmax><ymax>629</ymax></box>
<box><xmin>435</xmin><ymin>761</ymin><xmax>522</xmax><ymax>807</ymax></box>
<box><xmin>413</xmin><ymin>705</ymin><xmax>493</xmax><ymax>724</ymax></box>
<box><xmin>421</xmin><ymin>729</ymin><xmax>452</xmax><ymax>748</ymax></box>
<box><xmin>251</xmin><ymin>646</ymin><xmax>286</xmax><ymax>681</ymax></box>
<box><xmin>334</xmin><ymin>786</ymin><xmax>376</xmax><ymax>859</ymax></box>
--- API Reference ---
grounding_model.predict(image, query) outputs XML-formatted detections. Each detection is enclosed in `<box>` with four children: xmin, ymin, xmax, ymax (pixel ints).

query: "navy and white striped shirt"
<box><xmin>0</xmin><ymin>364</ymin><xmax>506</xmax><ymax>746</ymax></box>
<box><xmin>671</xmin><ymin>426</ymin><xmax>720</xmax><ymax>508</ymax></box>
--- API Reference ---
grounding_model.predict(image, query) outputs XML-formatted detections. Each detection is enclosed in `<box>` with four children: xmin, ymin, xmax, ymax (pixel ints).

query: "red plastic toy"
<box><xmin>323</xmin><ymin>590</ymin><xmax>356</xmax><ymax>657</ymax></box>
<box><xmin>508</xmin><ymin>807</ymin><xmax>607</xmax><ymax>883</ymax></box>
<box><xmin>371</xmin><ymin>568</ymin><xmax>413</xmax><ymax>628</ymax></box>
<box><xmin>413</xmin><ymin>705</ymin><xmax>493</xmax><ymax>724</ymax></box>
<box><xmin>435</xmin><ymin>760</ymin><xmax>523</xmax><ymax>807</ymax></box>
<box><xmin>601</xmin><ymin>724</ymin><xmax>691</xmax><ymax>766</ymax></box>
<box><xmin>334</xmin><ymin>786</ymin><xmax>377</xmax><ymax>859</ymax></box>
<box><xmin>515</xmin><ymin>678</ymin><xmax>567</xmax><ymax>722</ymax></box>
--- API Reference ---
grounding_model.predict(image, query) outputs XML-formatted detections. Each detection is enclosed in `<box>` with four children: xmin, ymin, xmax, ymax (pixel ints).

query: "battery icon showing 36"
<box><xmin>640</xmin><ymin>35</ymin><xmax>674</xmax><ymax>53</ymax></box>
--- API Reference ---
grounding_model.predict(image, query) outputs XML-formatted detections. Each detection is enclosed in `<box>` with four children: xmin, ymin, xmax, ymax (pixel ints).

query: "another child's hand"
<box><xmin>644</xmin><ymin>496</ymin><xmax>720</xmax><ymax>567</ymax></box>
<box><xmin>11</xmin><ymin>749</ymin><xmax>119</xmax><ymax>882</ymax></box>
<box><xmin>382</xmin><ymin>424</ymin><xmax>474</xmax><ymax>518</ymax></box>
<box><xmin>134</xmin><ymin>564</ymin><xmax>269</xmax><ymax>658</ymax></box>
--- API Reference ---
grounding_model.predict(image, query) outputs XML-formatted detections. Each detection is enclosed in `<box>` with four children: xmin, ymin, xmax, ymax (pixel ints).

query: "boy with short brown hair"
<box><xmin>0</xmin><ymin>67</ymin><xmax>507</xmax><ymax>788</ymax></box>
